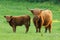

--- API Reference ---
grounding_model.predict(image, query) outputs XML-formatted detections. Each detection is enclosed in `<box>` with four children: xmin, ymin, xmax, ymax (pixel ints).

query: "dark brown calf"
<box><xmin>4</xmin><ymin>15</ymin><xmax>30</xmax><ymax>33</ymax></box>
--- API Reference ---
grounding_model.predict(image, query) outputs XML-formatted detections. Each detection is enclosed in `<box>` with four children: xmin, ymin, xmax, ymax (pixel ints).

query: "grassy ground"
<box><xmin>0</xmin><ymin>1</ymin><xmax>60</xmax><ymax>40</ymax></box>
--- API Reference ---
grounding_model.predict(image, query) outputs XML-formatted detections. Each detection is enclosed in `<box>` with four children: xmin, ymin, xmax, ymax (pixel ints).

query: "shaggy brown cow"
<box><xmin>30</xmin><ymin>9</ymin><xmax>52</xmax><ymax>33</ymax></box>
<box><xmin>4</xmin><ymin>15</ymin><xmax>30</xmax><ymax>33</ymax></box>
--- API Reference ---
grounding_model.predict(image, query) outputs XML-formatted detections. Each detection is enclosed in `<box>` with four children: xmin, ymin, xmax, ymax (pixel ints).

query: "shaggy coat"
<box><xmin>4</xmin><ymin>15</ymin><xmax>30</xmax><ymax>33</ymax></box>
<box><xmin>30</xmin><ymin>9</ymin><xmax>52</xmax><ymax>33</ymax></box>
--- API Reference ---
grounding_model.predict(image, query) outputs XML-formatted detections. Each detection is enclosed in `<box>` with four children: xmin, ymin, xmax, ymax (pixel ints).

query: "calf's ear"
<box><xmin>9</xmin><ymin>16</ymin><xmax>12</xmax><ymax>21</ymax></box>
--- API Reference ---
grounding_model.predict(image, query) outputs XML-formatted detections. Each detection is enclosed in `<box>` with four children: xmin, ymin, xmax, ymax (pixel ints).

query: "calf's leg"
<box><xmin>25</xmin><ymin>23</ymin><xmax>29</xmax><ymax>33</ymax></box>
<box><xmin>12</xmin><ymin>25</ymin><xmax>16</xmax><ymax>33</ymax></box>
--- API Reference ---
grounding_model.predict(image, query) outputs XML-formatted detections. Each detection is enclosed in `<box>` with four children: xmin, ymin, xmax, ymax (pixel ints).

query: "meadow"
<box><xmin>0</xmin><ymin>1</ymin><xmax>60</xmax><ymax>40</ymax></box>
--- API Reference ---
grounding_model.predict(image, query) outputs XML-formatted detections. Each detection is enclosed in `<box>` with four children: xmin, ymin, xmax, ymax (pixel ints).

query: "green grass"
<box><xmin>0</xmin><ymin>1</ymin><xmax>60</xmax><ymax>40</ymax></box>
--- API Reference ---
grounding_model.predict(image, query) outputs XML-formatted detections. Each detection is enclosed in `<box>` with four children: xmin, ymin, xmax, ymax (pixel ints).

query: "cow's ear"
<box><xmin>30</xmin><ymin>9</ymin><xmax>37</xmax><ymax>15</ymax></box>
<box><xmin>30</xmin><ymin>9</ymin><xmax>34</xmax><ymax>13</ymax></box>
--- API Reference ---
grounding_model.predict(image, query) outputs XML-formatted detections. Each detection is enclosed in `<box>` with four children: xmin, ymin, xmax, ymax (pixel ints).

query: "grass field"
<box><xmin>0</xmin><ymin>1</ymin><xmax>60</xmax><ymax>40</ymax></box>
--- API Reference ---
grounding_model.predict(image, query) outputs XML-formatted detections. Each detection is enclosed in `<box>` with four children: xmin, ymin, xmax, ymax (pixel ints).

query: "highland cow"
<box><xmin>30</xmin><ymin>9</ymin><xmax>52</xmax><ymax>33</ymax></box>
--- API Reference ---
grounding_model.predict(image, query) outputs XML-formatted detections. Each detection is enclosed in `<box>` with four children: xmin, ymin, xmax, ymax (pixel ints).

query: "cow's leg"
<box><xmin>38</xmin><ymin>26</ymin><xmax>41</xmax><ymax>33</ymax></box>
<box><xmin>33</xmin><ymin>20</ymin><xmax>38</xmax><ymax>33</ymax></box>
<box><xmin>35</xmin><ymin>22</ymin><xmax>39</xmax><ymax>33</ymax></box>
<box><xmin>12</xmin><ymin>25</ymin><xmax>16</xmax><ymax>33</ymax></box>
<box><xmin>35</xmin><ymin>27</ymin><xmax>38</xmax><ymax>33</ymax></box>
<box><xmin>38</xmin><ymin>24</ymin><xmax>42</xmax><ymax>33</ymax></box>
<box><xmin>48</xmin><ymin>24</ymin><xmax>51</xmax><ymax>33</ymax></box>
<box><xmin>33</xmin><ymin>22</ymin><xmax>39</xmax><ymax>33</ymax></box>
<box><xmin>45</xmin><ymin>27</ymin><xmax>48</xmax><ymax>33</ymax></box>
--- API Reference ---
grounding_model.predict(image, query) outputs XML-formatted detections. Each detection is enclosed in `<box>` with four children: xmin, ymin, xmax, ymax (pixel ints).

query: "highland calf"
<box><xmin>30</xmin><ymin>9</ymin><xmax>52</xmax><ymax>33</ymax></box>
<box><xmin>4</xmin><ymin>15</ymin><xmax>30</xmax><ymax>33</ymax></box>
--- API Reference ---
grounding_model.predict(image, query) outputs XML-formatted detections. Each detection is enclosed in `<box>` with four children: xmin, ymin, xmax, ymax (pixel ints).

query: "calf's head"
<box><xmin>4</xmin><ymin>16</ymin><xmax>12</xmax><ymax>22</ymax></box>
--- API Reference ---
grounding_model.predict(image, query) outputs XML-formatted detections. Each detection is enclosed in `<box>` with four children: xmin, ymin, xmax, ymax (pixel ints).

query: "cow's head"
<box><xmin>29</xmin><ymin>9</ymin><xmax>43</xmax><ymax>16</ymax></box>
